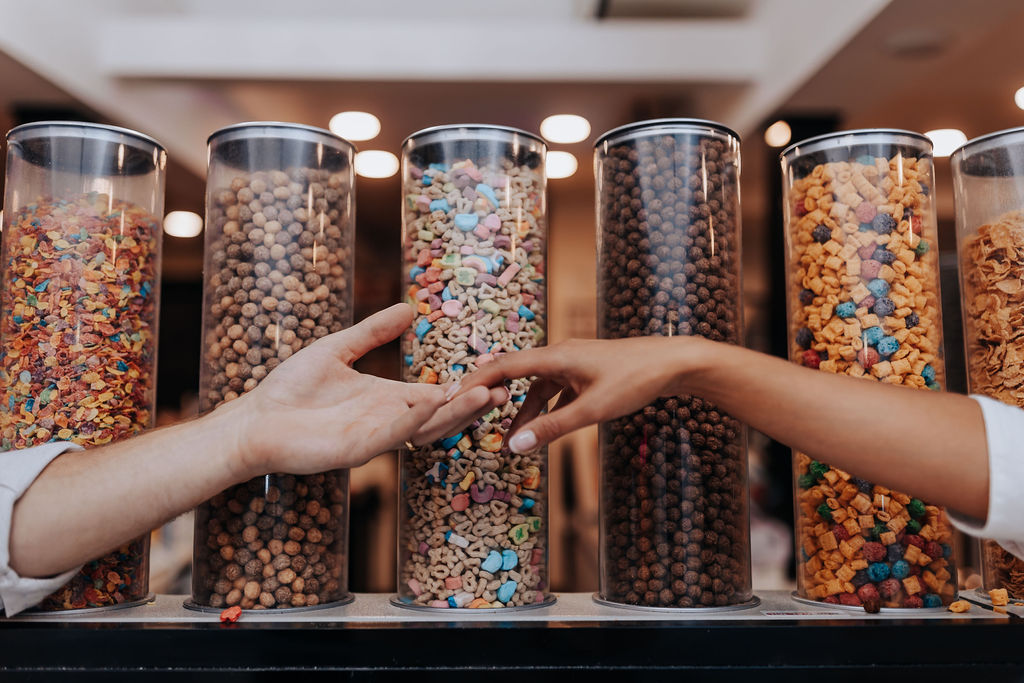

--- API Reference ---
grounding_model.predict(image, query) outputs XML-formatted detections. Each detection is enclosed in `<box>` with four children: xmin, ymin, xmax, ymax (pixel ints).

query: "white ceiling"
<box><xmin>0</xmin><ymin>0</ymin><xmax>889</xmax><ymax>174</ymax></box>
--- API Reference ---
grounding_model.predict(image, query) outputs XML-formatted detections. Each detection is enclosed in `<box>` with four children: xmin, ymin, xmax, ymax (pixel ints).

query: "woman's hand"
<box><xmin>457</xmin><ymin>336</ymin><xmax>714</xmax><ymax>453</ymax></box>
<box><xmin>229</xmin><ymin>303</ymin><xmax>507</xmax><ymax>477</ymax></box>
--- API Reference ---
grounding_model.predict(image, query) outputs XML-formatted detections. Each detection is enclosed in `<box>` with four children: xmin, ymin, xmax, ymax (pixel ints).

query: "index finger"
<box><xmin>456</xmin><ymin>346</ymin><xmax>567</xmax><ymax>394</ymax></box>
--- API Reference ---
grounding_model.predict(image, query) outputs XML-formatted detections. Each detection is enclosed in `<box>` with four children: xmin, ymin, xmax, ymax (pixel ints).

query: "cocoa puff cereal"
<box><xmin>594</xmin><ymin>120</ymin><xmax>752</xmax><ymax>609</ymax></box>
<box><xmin>191</xmin><ymin>124</ymin><xmax>354</xmax><ymax>610</ymax></box>
<box><xmin>782</xmin><ymin>131</ymin><xmax>957</xmax><ymax>610</ymax></box>
<box><xmin>397</xmin><ymin>125</ymin><xmax>548</xmax><ymax>609</ymax></box>
<box><xmin>1</xmin><ymin>122</ymin><xmax>165</xmax><ymax>611</ymax></box>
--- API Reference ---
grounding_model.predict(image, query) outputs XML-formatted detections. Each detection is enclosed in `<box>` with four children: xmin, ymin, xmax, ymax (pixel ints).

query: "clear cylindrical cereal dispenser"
<box><xmin>1</xmin><ymin>121</ymin><xmax>165</xmax><ymax>611</ymax></box>
<box><xmin>191</xmin><ymin>122</ymin><xmax>355</xmax><ymax>611</ymax></box>
<box><xmin>781</xmin><ymin>130</ymin><xmax>957</xmax><ymax>610</ymax></box>
<box><xmin>396</xmin><ymin>125</ymin><xmax>550</xmax><ymax>609</ymax></box>
<box><xmin>594</xmin><ymin>119</ymin><xmax>753</xmax><ymax>609</ymax></box>
<box><xmin>952</xmin><ymin>126</ymin><xmax>1024</xmax><ymax>599</ymax></box>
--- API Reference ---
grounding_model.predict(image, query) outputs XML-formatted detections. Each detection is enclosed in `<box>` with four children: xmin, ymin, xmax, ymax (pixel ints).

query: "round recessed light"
<box><xmin>163</xmin><ymin>210</ymin><xmax>203</xmax><ymax>238</ymax></box>
<box><xmin>355</xmin><ymin>150</ymin><xmax>399</xmax><ymax>178</ymax></box>
<box><xmin>924</xmin><ymin>128</ymin><xmax>967</xmax><ymax>158</ymax></box>
<box><xmin>540</xmin><ymin>115</ymin><xmax>591</xmax><ymax>144</ymax></box>
<box><xmin>547</xmin><ymin>151</ymin><xmax>578</xmax><ymax>179</ymax></box>
<box><xmin>1014</xmin><ymin>86</ymin><xmax>1024</xmax><ymax>111</ymax></box>
<box><xmin>764</xmin><ymin>120</ymin><xmax>792</xmax><ymax>148</ymax></box>
<box><xmin>329</xmin><ymin>111</ymin><xmax>381</xmax><ymax>141</ymax></box>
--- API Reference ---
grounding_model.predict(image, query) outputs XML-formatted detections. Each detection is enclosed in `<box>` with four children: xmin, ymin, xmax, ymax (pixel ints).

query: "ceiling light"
<box><xmin>329</xmin><ymin>111</ymin><xmax>381</xmax><ymax>141</ymax></box>
<box><xmin>540</xmin><ymin>115</ymin><xmax>591</xmax><ymax>144</ymax></box>
<box><xmin>163</xmin><ymin>211</ymin><xmax>203</xmax><ymax>238</ymax></box>
<box><xmin>1015</xmin><ymin>86</ymin><xmax>1024</xmax><ymax>111</ymax></box>
<box><xmin>355</xmin><ymin>150</ymin><xmax>399</xmax><ymax>178</ymax></box>
<box><xmin>764</xmin><ymin>120</ymin><xmax>791</xmax><ymax>148</ymax></box>
<box><xmin>547</xmin><ymin>151</ymin><xmax>578</xmax><ymax>179</ymax></box>
<box><xmin>924</xmin><ymin>128</ymin><xmax>967</xmax><ymax>158</ymax></box>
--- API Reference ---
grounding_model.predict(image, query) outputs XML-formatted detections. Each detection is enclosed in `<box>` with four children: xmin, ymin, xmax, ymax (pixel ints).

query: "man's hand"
<box><xmin>230</xmin><ymin>303</ymin><xmax>506</xmax><ymax>477</ymax></box>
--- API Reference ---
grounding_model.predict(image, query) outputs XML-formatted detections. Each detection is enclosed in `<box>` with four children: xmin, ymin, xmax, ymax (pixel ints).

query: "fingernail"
<box><xmin>502</xmin><ymin>386</ymin><xmax>513</xmax><ymax>403</ymax></box>
<box><xmin>508</xmin><ymin>429</ymin><xmax>537</xmax><ymax>454</ymax></box>
<box><xmin>444</xmin><ymin>381</ymin><xmax>462</xmax><ymax>402</ymax></box>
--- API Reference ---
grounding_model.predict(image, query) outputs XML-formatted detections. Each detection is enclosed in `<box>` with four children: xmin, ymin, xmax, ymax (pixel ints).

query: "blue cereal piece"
<box><xmin>404</xmin><ymin>354</ymin><xmax>413</xmax><ymax>366</ymax></box>
<box><xmin>836</xmin><ymin>302</ymin><xmax>856</xmax><ymax>318</ymax></box>
<box><xmin>518</xmin><ymin>305</ymin><xmax>535</xmax><ymax>321</ymax></box>
<box><xmin>441</xmin><ymin>286</ymin><xmax>454</xmax><ymax>301</ymax></box>
<box><xmin>481</xmin><ymin>550</ymin><xmax>502</xmax><ymax>574</ymax></box>
<box><xmin>873</xmin><ymin>297</ymin><xmax>895</xmax><ymax>317</ymax></box>
<box><xmin>415</xmin><ymin>319</ymin><xmax>433</xmax><ymax>340</ymax></box>
<box><xmin>447</xmin><ymin>596</ymin><xmax>458</xmax><ymax>608</ymax></box>
<box><xmin>454</xmin><ymin>213</ymin><xmax>479</xmax><ymax>231</ymax></box>
<box><xmin>422</xmin><ymin>175</ymin><xmax>432</xmax><ymax>186</ymax></box>
<box><xmin>923</xmin><ymin>594</ymin><xmax>942</xmax><ymax>608</ymax></box>
<box><xmin>426</xmin><ymin>461</ymin><xmax>448</xmax><ymax>484</ymax></box>
<box><xmin>500</xmin><ymin>549</ymin><xmax>519</xmax><ymax>571</ymax></box>
<box><xmin>476</xmin><ymin>183</ymin><xmax>499</xmax><ymax>207</ymax></box>
<box><xmin>496</xmin><ymin>580</ymin><xmax>517</xmax><ymax>603</ymax></box>
<box><xmin>867</xmin><ymin>562</ymin><xmax>890</xmax><ymax>582</ymax></box>
<box><xmin>922</xmin><ymin>364</ymin><xmax>936</xmax><ymax>383</ymax></box>
<box><xmin>451</xmin><ymin>364</ymin><xmax>465</xmax><ymax>373</ymax></box>
<box><xmin>887</xmin><ymin>544</ymin><xmax>905</xmax><ymax>563</ymax></box>
<box><xmin>519</xmin><ymin>498</ymin><xmax>535</xmax><ymax>513</ymax></box>
<box><xmin>877</xmin><ymin>336</ymin><xmax>899</xmax><ymax>357</ymax></box>
<box><xmin>429</xmin><ymin>198</ymin><xmax>451</xmax><ymax>213</ymax></box>
<box><xmin>441</xmin><ymin>433</ymin><xmax>463</xmax><ymax>449</ymax></box>
<box><xmin>429</xmin><ymin>162</ymin><xmax>449</xmax><ymax>172</ymax></box>
<box><xmin>891</xmin><ymin>560</ymin><xmax>910</xmax><ymax>579</ymax></box>
<box><xmin>863</xmin><ymin>326</ymin><xmax>884</xmax><ymax>347</ymax></box>
<box><xmin>410</xmin><ymin>266</ymin><xmax>425</xmax><ymax>280</ymax></box>
<box><xmin>867</xmin><ymin>278</ymin><xmax>890</xmax><ymax>299</ymax></box>
<box><xmin>796</xmin><ymin>327</ymin><xmax>813</xmax><ymax>349</ymax></box>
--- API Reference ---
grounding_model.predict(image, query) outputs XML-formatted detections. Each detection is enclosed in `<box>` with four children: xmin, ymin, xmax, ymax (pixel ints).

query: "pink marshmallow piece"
<box><xmin>442</xmin><ymin>300</ymin><xmax>463</xmax><ymax>317</ymax></box>
<box><xmin>484</xmin><ymin>213</ymin><xmax>501</xmax><ymax>230</ymax></box>
<box><xmin>497</xmin><ymin>263</ymin><xmax>521</xmax><ymax>287</ymax></box>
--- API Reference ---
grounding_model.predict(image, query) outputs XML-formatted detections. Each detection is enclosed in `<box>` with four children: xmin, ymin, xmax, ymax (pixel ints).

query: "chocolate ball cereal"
<box><xmin>397</xmin><ymin>126</ymin><xmax>549</xmax><ymax>609</ymax></box>
<box><xmin>595</xmin><ymin>121</ymin><xmax>752</xmax><ymax>608</ymax></box>
<box><xmin>782</xmin><ymin>131</ymin><xmax>957</xmax><ymax>610</ymax></box>
<box><xmin>191</xmin><ymin>125</ymin><xmax>354</xmax><ymax>610</ymax></box>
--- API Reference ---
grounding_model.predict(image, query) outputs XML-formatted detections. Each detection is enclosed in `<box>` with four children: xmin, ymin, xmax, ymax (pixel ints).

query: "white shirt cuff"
<box><xmin>947</xmin><ymin>396</ymin><xmax>1024</xmax><ymax>561</ymax></box>
<box><xmin>0</xmin><ymin>441</ymin><xmax>84</xmax><ymax>616</ymax></box>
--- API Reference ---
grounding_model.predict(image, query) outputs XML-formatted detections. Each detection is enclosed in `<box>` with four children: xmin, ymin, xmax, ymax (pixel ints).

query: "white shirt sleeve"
<box><xmin>947</xmin><ymin>395</ymin><xmax>1024</xmax><ymax>561</ymax></box>
<box><xmin>0</xmin><ymin>441</ymin><xmax>84</xmax><ymax>616</ymax></box>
